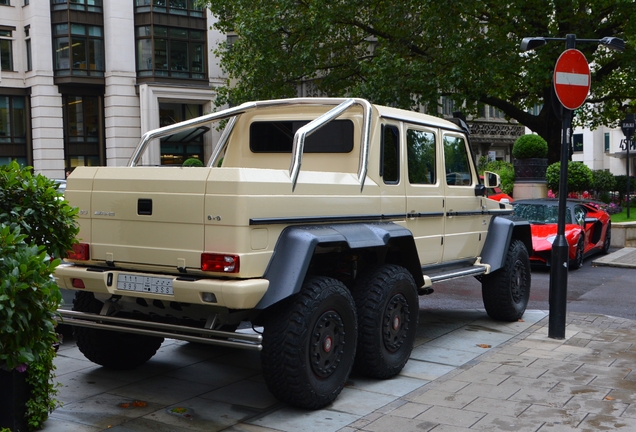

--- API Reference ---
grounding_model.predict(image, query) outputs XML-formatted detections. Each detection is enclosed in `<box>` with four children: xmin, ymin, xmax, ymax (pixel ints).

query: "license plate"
<box><xmin>117</xmin><ymin>274</ymin><xmax>174</xmax><ymax>295</ymax></box>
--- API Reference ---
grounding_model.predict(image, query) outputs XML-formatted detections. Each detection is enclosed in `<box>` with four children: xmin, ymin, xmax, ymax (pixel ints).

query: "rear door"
<box><xmin>441</xmin><ymin>132</ymin><xmax>485</xmax><ymax>261</ymax></box>
<box><xmin>404</xmin><ymin>125</ymin><xmax>444</xmax><ymax>265</ymax></box>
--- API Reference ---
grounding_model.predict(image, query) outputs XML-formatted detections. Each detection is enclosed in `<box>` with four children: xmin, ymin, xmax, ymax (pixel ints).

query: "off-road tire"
<box><xmin>570</xmin><ymin>237</ymin><xmax>584</xmax><ymax>270</ymax></box>
<box><xmin>602</xmin><ymin>222</ymin><xmax>612</xmax><ymax>254</ymax></box>
<box><xmin>352</xmin><ymin>265</ymin><xmax>418</xmax><ymax>378</ymax></box>
<box><xmin>72</xmin><ymin>292</ymin><xmax>164</xmax><ymax>370</ymax></box>
<box><xmin>261</xmin><ymin>276</ymin><xmax>357</xmax><ymax>409</ymax></box>
<box><xmin>481</xmin><ymin>240</ymin><xmax>531</xmax><ymax>321</ymax></box>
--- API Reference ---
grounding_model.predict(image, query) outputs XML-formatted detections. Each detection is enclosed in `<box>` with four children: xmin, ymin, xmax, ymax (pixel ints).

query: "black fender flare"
<box><xmin>255</xmin><ymin>222</ymin><xmax>423</xmax><ymax>310</ymax></box>
<box><xmin>480</xmin><ymin>216</ymin><xmax>533</xmax><ymax>272</ymax></box>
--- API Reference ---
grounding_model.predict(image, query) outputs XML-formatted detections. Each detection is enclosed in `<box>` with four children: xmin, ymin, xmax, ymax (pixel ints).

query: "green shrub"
<box><xmin>0</xmin><ymin>161</ymin><xmax>78</xmax><ymax>259</ymax></box>
<box><xmin>546</xmin><ymin>161</ymin><xmax>594</xmax><ymax>195</ymax></box>
<box><xmin>615</xmin><ymin>175</ymin><xmax>636</xmax><ymax>202</ymax></box>
<box><xmin>482</xmin><ymin>160</ymin><xmax>514</xmax><ymax>195</ymax></box>
<box><xmin>592</xmin><ymin>170</ymin><xmax>616</xmax><ymax>198</ymax></box>
<box><xmin>182</xmin><ymin>158</ymin><xmax>204</xmax><ymax>167</ymax></box>
<box><xmin>512</xmin><ymin>134</ymin><xmax>548</xmax><ymax>159</ymax></box>
<box><xmin>0</xmin><ymin>161</ymin><xmax>79</xmax><ymax>430</ymax></box>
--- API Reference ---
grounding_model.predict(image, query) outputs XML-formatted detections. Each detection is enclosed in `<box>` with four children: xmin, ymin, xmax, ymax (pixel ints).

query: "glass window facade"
<box><xmin>159</xmin><ymin>103</ymin><xmax>203</xmax><ymax>165</ymax></box>
<box><xmin>0</xmin><ymin>96</ymin><xmax>28</xmax><ymax>166</ymax></box>
<box><xmin>134</xmin><ymin>0</ymin><xmax>203</xmax><ymax>17</ymax></box>
<box><xmin>0</xmin><ymin>30</ymin><xmax>13</xmax><ymax>72</ymax></box>
<box><xmin>136</xmin><ymin>25</ymin><xmax>205</xmax><ymax>79</ymax></box>
<box><xmin>63</xmin><ymin>95</ymin><xmax>102</xmax><ymax>169</ymax></box>
<box><xmin>53</xmin><ymin>23</ymin><xmax>104</xmax><ymax>77</ymax></box>
<box><xmin>51</xmin><ymin>0</ymin><xmax>103</xmax><ymax>13</ymax></box>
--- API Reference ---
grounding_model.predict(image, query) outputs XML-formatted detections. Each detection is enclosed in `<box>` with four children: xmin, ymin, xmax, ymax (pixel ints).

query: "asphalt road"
<box><xmin>419</xmin><ymin>248</ymin><xmax>636</xmax><ymax>321</ymax></box>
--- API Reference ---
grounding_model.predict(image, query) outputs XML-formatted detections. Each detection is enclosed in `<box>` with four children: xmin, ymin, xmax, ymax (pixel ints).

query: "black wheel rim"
<box><xmin>310</xmin><ymin>310</ymin><xmax>346</xmax><ymax>378</ymax></box>
<box><xmin>510</xmin><ymin>259</ymin><xmax>526</xmax><ymax>303</ymax></box>
<box><xmin>604</xmin><ymin>228</ymin><xmax>611</xmax><ymax>251</ymax></box>
<box><xmin>383</xmin><ymin>293</ymin><xmax>410</xmax><ymax>353</ymax></box>
<box><xmin>576</xmin><ymin>241</ymin><xmax>584</xmax><ymax>267</ymax></box>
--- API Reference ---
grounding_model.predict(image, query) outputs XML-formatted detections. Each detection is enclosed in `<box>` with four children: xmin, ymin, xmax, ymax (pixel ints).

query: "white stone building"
<box><xmin>0</xmin><ymin>0</ymin><xmax>226</xmax><ymax>179</ymax></box>
<box><xmin>571</xmin><ymin>125</ymin><xmax>634</xmax><ymax>176</ymax></box>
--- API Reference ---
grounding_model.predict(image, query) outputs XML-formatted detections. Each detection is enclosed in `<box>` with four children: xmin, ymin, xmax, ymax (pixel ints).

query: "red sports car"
<box><xmin>512</xmin><ymin>198</ymin><xmax>611</xmax><ymax>270</ymax></box>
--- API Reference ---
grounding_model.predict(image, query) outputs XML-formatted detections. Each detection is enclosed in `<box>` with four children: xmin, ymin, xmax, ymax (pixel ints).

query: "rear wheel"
<box><xmin>261</xmin><ymin>277</ymin><xmax>357</xmax><ymax>409</ymax></box>
<box><xmin>352</xmin><ymin>265</ymin><xmax>418</xmax><ymax>378</ymax></box>
<box><xmin>571</xmin><ymin>237</ymin><xmax>584</xmax><ymax>270</ymax></box>
<box><xmin>482</xmin><ymin>240</ymin><xmax>531</xmax><ymax>321</ymax></box>
<box><xmin>72</xmin><ymin>292</ymin><xmax>164</xmax><ymax>370</ymax></box>
<box><xmin>602</xmin><ymin>222</ymin><xmax>612</xmax><ymax>254</ymax></box>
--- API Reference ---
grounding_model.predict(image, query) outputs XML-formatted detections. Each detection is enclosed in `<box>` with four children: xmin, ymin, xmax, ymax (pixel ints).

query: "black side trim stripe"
<box><xmin>408</xmin><ymin>212</ymin><xmax>445</xmax><ymax>218</ymax></box>
<box><xmin>249</xmin><ymin>210</ymin><xmax>510</xmax><ymax>225</ymax></box>
<box><xmin>447</xmin><ymin>211</ymin><xmax>484</xmax><ymax>217</ymax></box>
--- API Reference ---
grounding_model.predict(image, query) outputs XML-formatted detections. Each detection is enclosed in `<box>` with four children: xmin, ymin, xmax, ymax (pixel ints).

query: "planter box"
<box><xmin>0</xmin><ymin>368</ymin><xmax>30</xmax><ymax>432</ymax></box>
<box><xmin>611</xmin><ymin>222</ymin><xmax>636</xmax><ymax>248</ymax></box>
<box><xmin>513</xmin><ymin>158</ymin><xmax>548</xmax><ymax>182</ymax></box>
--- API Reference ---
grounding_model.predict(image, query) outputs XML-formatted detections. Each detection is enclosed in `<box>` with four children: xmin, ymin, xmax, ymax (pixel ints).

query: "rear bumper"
<box><xmin>53</xmin><ymin>263</ymin><xmax>269</xmax><ymax>310</ymax></box>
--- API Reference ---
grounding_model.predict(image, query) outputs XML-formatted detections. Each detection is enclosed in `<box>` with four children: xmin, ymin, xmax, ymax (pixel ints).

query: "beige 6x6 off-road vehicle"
<box><xmin>54</xmin><ymin>98</ymin><xmax>532</xmax><ymax>409</ymax></box>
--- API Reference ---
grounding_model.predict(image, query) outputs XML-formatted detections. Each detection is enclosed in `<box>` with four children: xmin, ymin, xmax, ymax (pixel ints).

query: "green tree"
<box><xmin>204</xmin><ymin>0</ymin><xmax>636</xmax><ymax>164</ymax></box>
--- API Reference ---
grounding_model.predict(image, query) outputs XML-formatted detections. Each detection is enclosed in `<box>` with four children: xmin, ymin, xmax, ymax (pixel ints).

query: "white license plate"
<box><xmin>117</xmin><ymin>274</ymin><xmax>174</xmax><ymax>295</ymax></box>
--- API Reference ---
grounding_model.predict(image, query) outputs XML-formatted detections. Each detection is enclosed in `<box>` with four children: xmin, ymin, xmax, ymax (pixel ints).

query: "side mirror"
<box><xmin>483</xmin><ymin>171</ymin><xmax>501</xmax><ymax>188</ymax></box>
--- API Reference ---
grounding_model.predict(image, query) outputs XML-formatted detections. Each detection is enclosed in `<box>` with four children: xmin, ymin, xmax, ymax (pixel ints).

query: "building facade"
<box><xmin>572</xmin><ymin>125</ymin><xmax>634</xmax><ymax>177</ymax></box>
<box><xmin>1</xmin><ymin>0</ymin><xmax>226</xmax><ymax>179</ymax></box>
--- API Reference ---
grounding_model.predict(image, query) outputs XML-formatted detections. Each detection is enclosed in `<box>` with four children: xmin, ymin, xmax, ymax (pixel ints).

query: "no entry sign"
<box><xmin>553</xmin><ymin>49</ymin><xmax>590</xmax><ymax>110</ymax></box>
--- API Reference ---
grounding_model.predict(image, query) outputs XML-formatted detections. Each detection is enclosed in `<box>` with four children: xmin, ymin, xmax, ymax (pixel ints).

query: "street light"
<box><xmin>520</xmin><ymin>34</ymin><xmax>625</xmax><ymax>339</ymax></box>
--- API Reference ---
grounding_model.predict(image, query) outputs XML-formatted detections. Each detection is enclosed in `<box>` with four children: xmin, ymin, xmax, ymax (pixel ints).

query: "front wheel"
<box><xmin>352</xmin><ymin>265</ymin><xmax>419</xmax><ymax>379</ymax></box>
<box><xmin>481</xmin><ymin>240</ymin><xmax>531</xmax><ymax>321</ymax></box>
<box><xmin>261</xmin><ymin>277</ymin><xmax>357</xmax><ymax>409</ymax></box>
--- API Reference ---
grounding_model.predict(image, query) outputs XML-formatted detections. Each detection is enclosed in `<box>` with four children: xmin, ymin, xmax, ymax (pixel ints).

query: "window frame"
<box><xmin>53</xmin><ymin>23</ymin><xmax>105</xmax><ymax>77</ymax></box>
<box><xmin>0</xmin><ymin>29</ymin><xmax>14</xmax><ymax>72</ymax></box>
<box><xmin>135</xmin><ymin>24</ymin><xmax>207</xmax><ymax>79</ymax></box>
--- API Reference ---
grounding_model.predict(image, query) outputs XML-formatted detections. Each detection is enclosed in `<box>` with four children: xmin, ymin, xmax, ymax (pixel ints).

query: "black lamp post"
<box><xmin>621</xmin><ymin>114</ymin><xmax>634</xmax><ymax>218</ymax></box>
<box><xmin>521</xmin><ymin>34</ymin><xmax>625</xmax><ymax>339</ymax></box>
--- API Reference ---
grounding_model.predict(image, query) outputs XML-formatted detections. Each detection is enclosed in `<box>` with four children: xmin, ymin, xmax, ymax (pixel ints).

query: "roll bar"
<box><xmin>128</xmin><ymin>98</ymin><xmax>373</xmax><ymax>192</ymax></box>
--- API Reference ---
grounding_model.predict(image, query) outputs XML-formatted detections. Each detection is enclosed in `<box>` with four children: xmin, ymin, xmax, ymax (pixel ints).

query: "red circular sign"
<box><xmin>553</xmin><ymin>49</ymin><xmax>591</xmax><ymax>110</ymax></box>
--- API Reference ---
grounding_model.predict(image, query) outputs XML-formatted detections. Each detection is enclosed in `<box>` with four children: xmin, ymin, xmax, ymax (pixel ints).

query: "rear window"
<box><xmin>250</xmin><ymin>120</ymin><xmax>354</xmax><ymax>153</ymax></box>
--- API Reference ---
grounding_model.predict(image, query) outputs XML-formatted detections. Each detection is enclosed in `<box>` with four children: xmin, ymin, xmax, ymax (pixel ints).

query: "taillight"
<box><xmin>71</xmin><ymin>278</ymin><xmax>85</xmax><ymax>289</ymax></box>
<box><xmin>201</xmin><ymin>253</ymin><xmax>240</xmax><ymax>273</ymax></box>
<box><xmin>67</xmin><ymin>243</ymin><xmax>90</xmax><ymax>261</ymax></box>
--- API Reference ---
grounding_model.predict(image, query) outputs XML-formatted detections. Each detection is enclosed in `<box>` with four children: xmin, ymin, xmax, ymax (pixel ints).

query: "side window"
<box><xmin>407</xmin><ymin>129</ymin><xmax>436</xmax><ymax>185</ymax></box>
<box><xmin>574</xmin><ymin>206</ymin><xmax>586</xmax><ymax>226</ymax></box>
<box><xmin>381</xmin><ymin>124</ymin><xmax>399</xmax><ymax>184</ymax></box>
<box><xmin>443</xmin><ymin>135</ymin><xmax>472</xmax><ymax>186</ymax></box>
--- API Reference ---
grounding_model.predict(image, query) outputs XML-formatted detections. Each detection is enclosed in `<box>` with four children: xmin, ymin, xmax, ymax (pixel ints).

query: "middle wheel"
<box><xmin>261</xmin><ymin>276</ymin><xmax>357</xmax><ymax>409</ymax></box>
<box><xmin>352</xmin><ymin>264</ymin><xmax>419</xmax><ymax>378</ymax></box>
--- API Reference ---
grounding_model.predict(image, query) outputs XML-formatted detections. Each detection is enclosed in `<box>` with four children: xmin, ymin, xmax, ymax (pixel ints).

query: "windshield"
<box><xmin>513</xmin><ymin>203</ymin><xmax>572</xmax><ymax>224</ymax></box>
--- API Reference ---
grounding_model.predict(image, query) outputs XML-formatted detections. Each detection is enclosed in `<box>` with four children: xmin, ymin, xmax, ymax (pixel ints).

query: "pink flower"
<box><xmin>548</xmin><ymin>190</ymin><xmax>555</xmax><ymax>198</ymax></box>
<box><xmin>16</xmin><ymin>363</ymin><xmax>28</xmax><ymax>373</ymax></box>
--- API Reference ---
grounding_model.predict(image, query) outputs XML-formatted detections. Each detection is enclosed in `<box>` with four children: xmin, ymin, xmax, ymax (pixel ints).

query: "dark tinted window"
<box><xmin>250</xmin><ymin>120</ymin><xmax>354</xmax><ymax>153</ymax></box>
<box><xmin>381</xmin><ymin>125</ymin><xmax>399</xmax><ymax>184</ymax></box>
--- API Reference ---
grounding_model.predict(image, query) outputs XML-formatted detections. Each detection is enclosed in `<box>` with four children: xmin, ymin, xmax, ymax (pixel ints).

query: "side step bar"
<box><xmin>426</xmin><ymin>265</ymin><xmax>487</xmax><ymax>284</ymax></box>
<box><xmin>56</xmin><ymin>309</ymin><xmax>263</xmax><ymax>351</ymax></box>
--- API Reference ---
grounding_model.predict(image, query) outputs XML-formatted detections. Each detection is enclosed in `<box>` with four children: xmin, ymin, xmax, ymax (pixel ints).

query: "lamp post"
<box><xmin>622</xmin><ymin>114</ymin><xmax>634</xmax><ymax>218</ymax></box>
<box><xmin>521</xmin><ymin>34</ymin><xmax>625</xmax><ymax>339</ymax></box>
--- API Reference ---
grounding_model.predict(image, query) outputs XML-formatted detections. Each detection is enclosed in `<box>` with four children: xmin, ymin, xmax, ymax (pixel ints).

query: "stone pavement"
<box><xmin>40</xmin><ymin>249</ymin><xmax>636</xmax><ymax>432</ymax></box>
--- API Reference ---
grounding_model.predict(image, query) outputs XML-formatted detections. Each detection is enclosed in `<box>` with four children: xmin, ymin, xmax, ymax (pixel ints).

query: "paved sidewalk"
<box><xmin>41</xmin><ymin>248</ymin><xmax>636</xmax><ymax>432</ymax></box>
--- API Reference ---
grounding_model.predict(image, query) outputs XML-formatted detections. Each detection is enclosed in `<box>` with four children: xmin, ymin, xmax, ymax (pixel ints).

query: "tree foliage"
<box><xmin>204</xmin><ymin>0</ymin><xmax>636</xmax><ymax>164</ymax></box>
